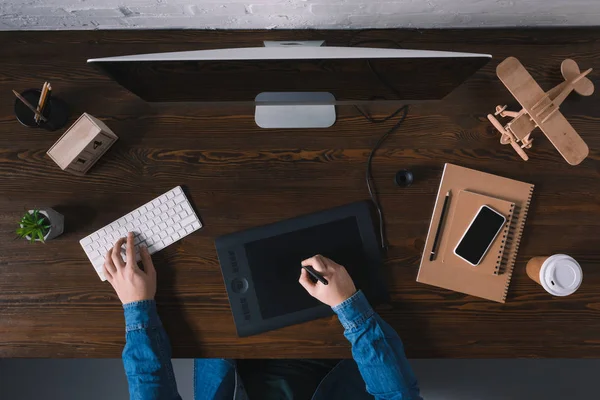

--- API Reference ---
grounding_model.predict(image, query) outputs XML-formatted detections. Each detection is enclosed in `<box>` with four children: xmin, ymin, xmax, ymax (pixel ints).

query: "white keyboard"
<box><xmin>80</xmin><ymin>186</ymin><xmax>202</xmax><ymax>281</ymax></box>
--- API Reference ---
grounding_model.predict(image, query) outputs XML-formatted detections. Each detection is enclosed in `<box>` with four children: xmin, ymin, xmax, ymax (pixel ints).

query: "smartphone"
<box><xmin>454</xmin><ymin>205</ymin><xmax>507</xmax><ymax>266</ymax></box>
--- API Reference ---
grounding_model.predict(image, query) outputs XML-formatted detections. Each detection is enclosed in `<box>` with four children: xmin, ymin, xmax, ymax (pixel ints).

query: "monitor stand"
<box><xmin>255</xmin><ymin>40</ymin><xmax>335</xmax><ymax>129</ymax></box>
<box><xmin>254</xmin><ymin>92</ymin><xmax>336</xmax><ymax>129</ymax></box>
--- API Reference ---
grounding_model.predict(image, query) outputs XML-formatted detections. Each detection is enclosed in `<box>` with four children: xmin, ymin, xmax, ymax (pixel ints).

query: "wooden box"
<box><xmin>47</xmin><ymin>113</ymin><xmax>117</xmax><ymax>175</ymax></box>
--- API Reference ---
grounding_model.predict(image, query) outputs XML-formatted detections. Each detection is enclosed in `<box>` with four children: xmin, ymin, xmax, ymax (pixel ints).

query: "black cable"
<box><xmin>365</xmin><ymin>105</ymin><xmax>409</xmax><ymax>250</ymax></box>
<box><xmin>348</xmin><ymin>30</ymin><xmax>410</xmax><ymax>250</ymax></box>
<box><xmin>354</xmin><ymin>101</ymin><xmax>407</xmax><ymax>124</ymax></box>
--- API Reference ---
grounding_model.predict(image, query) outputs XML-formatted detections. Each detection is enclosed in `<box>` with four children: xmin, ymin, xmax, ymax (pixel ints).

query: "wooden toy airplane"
<box><xmin>487</xmin><ymin>57</ymin><xmax>594</xmax><ymax>165</ymax></box>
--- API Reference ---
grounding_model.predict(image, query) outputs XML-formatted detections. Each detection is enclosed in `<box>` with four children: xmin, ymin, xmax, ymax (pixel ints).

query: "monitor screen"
<box><xmin>243</xmin><ymin>217</ymin><xmax>367</xmax><ymax>319</ymax></box>
<box><xmin>90</xmin><ymin>48</ymin><xmax>490</xmax><ymax>103</ymax></box>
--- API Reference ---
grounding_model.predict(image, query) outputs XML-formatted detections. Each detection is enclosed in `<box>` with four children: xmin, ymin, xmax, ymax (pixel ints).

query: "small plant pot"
<box><xmin>22</xmin><ymin>208</ymin><xmax>65</xmax><ymax>242</ymax></box>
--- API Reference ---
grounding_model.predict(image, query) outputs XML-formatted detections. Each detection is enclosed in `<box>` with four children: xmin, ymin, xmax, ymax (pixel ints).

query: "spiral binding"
<box><xmin>500</xmin><ymin>186</ymin><xmax>534</xmax><ymax>302</ymax></box>
<box><xmin>494</xmin><ymin>203</ymin><xmax>515</xmax><ymax>275</ymax></box>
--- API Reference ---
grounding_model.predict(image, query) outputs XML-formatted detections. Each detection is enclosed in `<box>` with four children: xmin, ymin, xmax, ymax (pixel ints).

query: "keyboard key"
<box><xmin>174</xmin><ymin>205</ymin><xmax>183</xmax><ymax>212</ymax></box>
<box><xmin>166</xmin><ymin>200</ymin><xmax>175</xmax><ymax>208</ymax></box>
<box><xmin>192</xmin><ymin>222</ymin><xmax>201</xmax><ymax>230</ymax></box>
<box><xmin>132</xmin><ymin>210</ymin><xmax>140</xmax><ymax>218</ymax></box>
<box><xmin>173</xmin><ymin>187</ymin><xmax>182</xmax><ymax>195</ymax></box>
<box><xmin>92</xmin><ymin>256</ymin><xmax>105</xmax><ymax>267</ymax></box>
<box><xmin>173</xmin><ymin>194</ymin><xmax>186</xmax><ymax>204</ymax></box>
<box><xmin>148</xmin><ymin>240</ymin><xmax>165</xmax><ymax>253</ymax></box>
<box><xmin>185</xmin><ymin>225</ymin><xmax>194</xmax><ymax>234</ymax></box>
<box><xmin>166</xmin><ymin>227</ymin><xmax>175</xmax><ymax>235</ymax></box>
<box><xmin>166</xmin><ymin>191</ymin><xmax>174</xmax><ymax>199</ymax></box>
<box><xmin>91</xmin><ymin>232</ymin><xmax>99</xmax><ymax>241</ymax></box>
<box><xmin>180</xmin><ymin>215</ymin><xmax>197</xmax><ymax>228</ymax></box>
<box><xmin>152</xmin><ymin>199</ymin><xmax>161</xmax><ymax>207</ymax></box>
<box><xmin>125</xmin><ymin>214</ymin><xmax>133</xmax><ymax>222</ymax></box>
<box><xmin>81</xmin><ymin>236</ymin><xmax>92</xmax><ymax>246</ymax></box>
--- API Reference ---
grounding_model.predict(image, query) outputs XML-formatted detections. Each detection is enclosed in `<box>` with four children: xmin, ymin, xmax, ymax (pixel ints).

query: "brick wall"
<box><xmin>1</xmin><ymin>0</ymin><xmax>599</xmax><ymax>30</ymax></box>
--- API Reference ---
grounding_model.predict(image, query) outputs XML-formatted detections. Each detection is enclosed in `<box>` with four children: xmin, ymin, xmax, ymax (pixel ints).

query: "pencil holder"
<box><xmin>14</xmin><ymin>88</ymin><xmax>70</xmax><ymax>131</ymax></box>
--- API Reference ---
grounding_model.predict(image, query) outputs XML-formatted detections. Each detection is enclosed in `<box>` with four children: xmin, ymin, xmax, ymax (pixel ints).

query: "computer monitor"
<box><xmin>88</xmin><ymin>41</ymin><xmax>490</xmax><ymax>128</ymax></box>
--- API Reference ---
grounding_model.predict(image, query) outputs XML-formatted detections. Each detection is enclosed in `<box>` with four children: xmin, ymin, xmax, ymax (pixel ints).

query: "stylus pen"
<box><xmin>430</xmin><ymin>191</ymin><xmax>450</xmax><ymax>261</ymax></box>
<box><xmin>301</xmin><ymin>265</ymin><xmax>329</xmax><ymax>285</ymax></box>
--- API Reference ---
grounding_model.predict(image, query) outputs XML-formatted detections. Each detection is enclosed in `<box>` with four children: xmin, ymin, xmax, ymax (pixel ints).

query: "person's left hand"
<box><xmin>103</xmin><ymin>232</ymin><xmax>157</xmax><ymax>304</ymax></box>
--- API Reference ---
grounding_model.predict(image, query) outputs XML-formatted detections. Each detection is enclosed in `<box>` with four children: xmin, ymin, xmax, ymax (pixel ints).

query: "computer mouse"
<box><xmin>395</xmin><ymin>169</ymin><xmax>414</xmax><ymax>187</ymax></box>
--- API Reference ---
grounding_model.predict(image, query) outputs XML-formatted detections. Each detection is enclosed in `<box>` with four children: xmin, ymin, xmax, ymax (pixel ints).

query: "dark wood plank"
<box><xmin>1</xmin><ymin>29</ymin><xmax>600</xmax><ymax>358</ymax></box>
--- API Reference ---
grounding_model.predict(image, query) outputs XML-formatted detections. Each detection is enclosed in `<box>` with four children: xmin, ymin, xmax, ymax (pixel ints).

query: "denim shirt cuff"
<box><xmin>123</xmin><ymin>299</ymin><xmax>162</xmax><ymax>332</ymax></box>
<box><xmin>332</xmin><ymin>290</ymin><xmax>374</xmax><ymax>332</ymax></box>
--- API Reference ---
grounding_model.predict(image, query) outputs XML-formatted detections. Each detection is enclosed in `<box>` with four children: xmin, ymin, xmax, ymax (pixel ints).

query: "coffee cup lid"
<box><xmin>540</xmin><ymin>254</ymin><xmax>582</xmax><ymax>296</ymax></box>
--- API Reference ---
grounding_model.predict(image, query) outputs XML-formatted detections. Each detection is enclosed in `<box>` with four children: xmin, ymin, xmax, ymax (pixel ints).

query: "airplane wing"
<box><xmin>496</xmin><ymin>57</ymin><xmax>548</xmax><ymax>110</ymax></box>
<box><xmin>536</xmin><ymin>112</ymin><xmax>589</xmax><ymax>166</ymax></box>
<box><xmin>497</xmin><ymin>57</ymin><xmax>588</xmax><ymax>165</ymax></box>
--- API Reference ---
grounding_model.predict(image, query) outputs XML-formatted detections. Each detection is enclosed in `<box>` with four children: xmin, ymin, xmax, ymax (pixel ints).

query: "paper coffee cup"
<box><xmin>526</xmin><ymin>254</ymin><xmax>582</xmax><ymax>296</ymax></box>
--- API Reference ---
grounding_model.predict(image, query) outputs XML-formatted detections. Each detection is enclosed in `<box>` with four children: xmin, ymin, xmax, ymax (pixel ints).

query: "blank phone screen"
<box><xmin>455</xmin><ymin>206</ymin><xmax>506</xmax><ymax>265</ymax></box>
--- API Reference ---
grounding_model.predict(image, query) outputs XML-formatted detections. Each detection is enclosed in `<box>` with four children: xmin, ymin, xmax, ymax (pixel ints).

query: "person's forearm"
<box><xmin>333</xmin><ymin>291</ymin><xmax>421</xmax><ymax>400</ymax></box>
<box><xmin>122</xmin><ymin>300</ymin><xmax>182</xmax><ymax>400</ymax></box>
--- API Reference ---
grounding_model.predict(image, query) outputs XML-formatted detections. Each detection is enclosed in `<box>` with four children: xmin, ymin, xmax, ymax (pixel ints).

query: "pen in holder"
<box><xmin>13</xmin><ymin>88</ymin><xmax>70</xmax><ymax>131</ymax></box>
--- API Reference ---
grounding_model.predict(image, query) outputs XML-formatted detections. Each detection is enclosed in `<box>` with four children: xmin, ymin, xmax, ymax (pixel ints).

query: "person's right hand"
<box><xmin>299</xmin><ymin>255</ymin><xmax>357</xmax><ymax>307</ymax></box>
<box><xmin>103</xmin><ymin>232</ymin><xmax>157</xmax><ymax>305</ymax></box>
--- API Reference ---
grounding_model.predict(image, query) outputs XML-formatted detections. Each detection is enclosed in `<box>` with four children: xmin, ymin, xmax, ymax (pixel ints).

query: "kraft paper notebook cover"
<box><xmin>417</xmin><ymin>163</ymin><xmax>534</xmax><ymax>303</ymax></box>
<box><xmin>441</xmin><ymin>190</ymin><xmax>515</xmax><ymax>276</ymax></box>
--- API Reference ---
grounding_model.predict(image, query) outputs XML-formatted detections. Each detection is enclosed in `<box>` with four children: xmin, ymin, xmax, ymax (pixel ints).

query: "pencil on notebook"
<box><xmin>12</xmin><ymin>90</ymin><xmax>48</xmax><ymax>122</ymax></box>
<box><xmin>429</xmin><ymin>190</ymin><xmax>451</xmax><ymax>261</ymax></box>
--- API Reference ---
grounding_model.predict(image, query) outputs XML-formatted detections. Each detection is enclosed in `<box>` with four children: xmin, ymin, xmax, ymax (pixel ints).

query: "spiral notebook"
<box><xmin>441</xmin><ymin>190</ymin><xmax>515</xmax><ymax>276</ymax></box>
<box><xmin>417</xmin><ymin>163</ymin><xmax>534</xmax><ymax>303</ymax></box>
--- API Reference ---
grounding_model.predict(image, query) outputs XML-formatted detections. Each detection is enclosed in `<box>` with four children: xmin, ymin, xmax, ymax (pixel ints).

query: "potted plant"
<box><xmin>16</xmin><ymin>208</ymin><xmax>64</xmax><ymax>243</ymax></box>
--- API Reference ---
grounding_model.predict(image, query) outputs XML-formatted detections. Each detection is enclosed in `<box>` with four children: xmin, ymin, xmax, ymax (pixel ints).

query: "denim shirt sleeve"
<box><xmin>333</xmin><ymin>291</ymin><xmax>422</xmax><ymax>400</ymax></box>
<box><xmin>122</xmin><ymin>300</ymin><xmax>182</xmax><ymax>400</ymax></box>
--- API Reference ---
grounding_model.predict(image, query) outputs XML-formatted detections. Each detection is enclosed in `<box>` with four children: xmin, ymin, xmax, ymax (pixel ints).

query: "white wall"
<box><xmin>1</xmin><ymin>0</ymin><xmax>600</xmax><ymax>31</ymax></box>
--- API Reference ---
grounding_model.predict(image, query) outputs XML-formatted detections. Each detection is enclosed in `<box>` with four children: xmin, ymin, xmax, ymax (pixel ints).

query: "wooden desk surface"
<box><xmin>1</xmin><ymin>29</ymin><xmax>600</xmax><ymax>358</ymax></box>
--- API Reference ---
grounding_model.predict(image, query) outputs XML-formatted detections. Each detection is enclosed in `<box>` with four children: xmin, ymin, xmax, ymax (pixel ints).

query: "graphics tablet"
<box><xmin>215</xmin><ymin>201</ymin><xmax>388</xmax><ymax>337</ymax></box>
